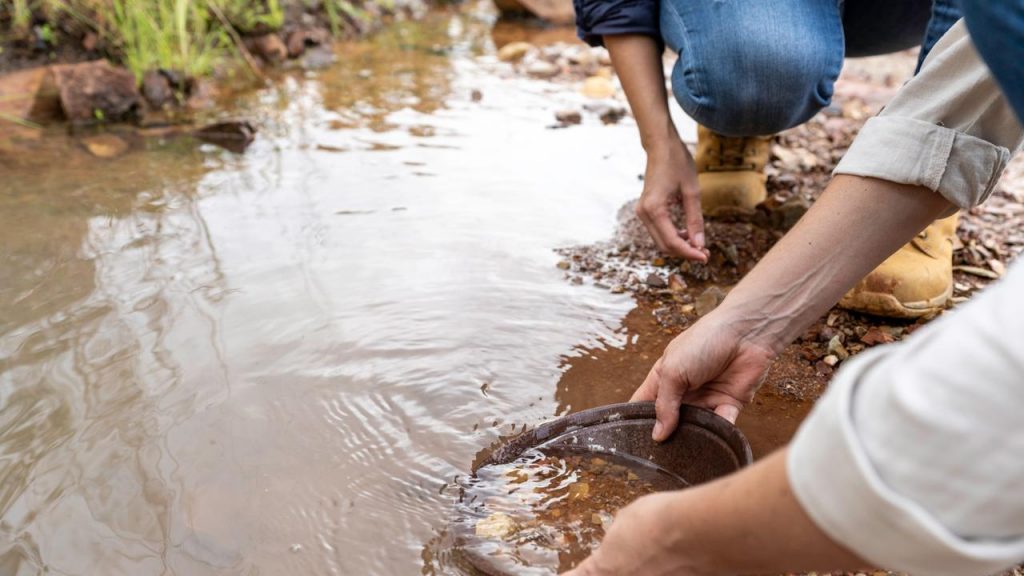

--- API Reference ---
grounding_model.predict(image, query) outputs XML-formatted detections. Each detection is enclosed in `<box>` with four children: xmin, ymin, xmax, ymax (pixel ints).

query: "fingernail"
<box><xmin>652</xmin><ymin>421</ymin><xmax>663</xmax><ymax>440</ymax></box>
<box><xmin>693</xmin><ymin>232</ymin><xmax>705</xmax><ymax>248</ymax></box>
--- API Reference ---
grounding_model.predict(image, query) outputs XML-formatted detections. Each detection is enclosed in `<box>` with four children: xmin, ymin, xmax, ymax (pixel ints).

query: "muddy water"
<box><xmin>0</xmin><ymin>9</ymin><xmax>675</xmax><ymax>576</ymax></box>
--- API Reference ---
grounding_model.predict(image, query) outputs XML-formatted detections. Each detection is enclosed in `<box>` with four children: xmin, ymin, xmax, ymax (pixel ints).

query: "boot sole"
<box><xmin>705</xmin><ymin>205</ymin><xmax>757</xmax><ymax>219</ymax></box>
<box><xmin>838</xmin><ymin>282</ymin><xmax>953</xmax><ymax>319</ymax></box>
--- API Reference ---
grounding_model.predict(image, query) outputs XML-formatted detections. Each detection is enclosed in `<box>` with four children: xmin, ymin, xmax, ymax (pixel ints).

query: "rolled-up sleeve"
<box><xmin>574</xmin><ymin>0</ymin><xmax>660</xmax><ymax>47</ymax></box>
<box><xmin>788</xmin><ymin>262</ymin><xmax>1024</xmax><ymax>576</ymax></box>
<box><xmin>834</xmin><ymin>20</ymin><xmax>1024</xmax><ymax>214</ymax></box>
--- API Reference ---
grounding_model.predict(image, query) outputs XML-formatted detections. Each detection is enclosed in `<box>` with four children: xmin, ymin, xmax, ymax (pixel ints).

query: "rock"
<box><xmin>525</xmin><ymin>60</ymin><xmax>559</xmax><ymax>79</ymax></box>
<box><xmin>82</xmin><ymin>31</ymin><xmax>100</xmax><ymax>52</ymax></box>
<box><xmin>668</xmin><ymin>274</ymin><xmax>687</xmax><ymax>291</ymax></box>
<box><xmin>721</xmin><ymin>244</ymin><xmax>740</xmax><ymax>266</ymax></box>
<box><xmin>580</xmin><ymin>75</ymin><xmax>615</xmax><ymax>99</ymax></box>
<box><xmin>247</xmin><ymin>33</ymin><xmax>288</xmax><ymax>64</ymax></box>
<box><xmin>771</xmin><ymin>144</ymin><xmax>802</xmax><ymax>172</ymax></box>
<box><xmin>695</xmin><ymin>286</ymin><xmax>726</xmax><ymax>317</ymax></box>
<box><xmin>285</xmin><ymin>26</ymin><xmax>329</xmax><ymax>59</ymax></box>
<box><xmin>497</xmin><ymin>41</ymin><xmax>534</xmax><ymax>63</ymax></box>
<box><xmin>555</xmin><ymin>109</ymin><xmax>581</xmax><ymax>125</ymax></box>
<box><xmin>823</xmin><ymin>354</ymin><xmax>839</xmax><ymax>367</ymax></box>
<box><xmin>301</xmin><ymin>46</ymin><xmax>336</xmax><ymax>70</ymax></box>
<box><xmin>860</xmin><ymin>327</ymin><xmax>895</xmax><ymax>346</ymax></box>
<box><xmin>82</xmin><ymin>133</ymin><xmax>129</xmax><ymax>158</ymax></box>
<box><xmin>556</xmin><ymin>260</ymin><xmax>571</xmax><ymax>270</ymax></box>
<box><xmin>161</xmin><ymin>68</ymin><xmax>186</xmax><ymax>90</ymax></box>
<box><xmin>610</xmin><ymin>285</ymin><xmax>626</xmax><ymax>294</ymax></box>
<box><xmin>645</xmin><ymin>273</ymin><xmax>667</xmax><ymax>288</ymax></box>
<box><xmin>597</xmin><ymin>106</ymin><xmax>627</xmax><ymax>125</ymax></box>
<box><xmin>286</xmin><ymin>30</ymin><xmax>308</xmax><ymax>58</ymax></box>
<box><xmin>0</xmin><ymin>66</ymin><xmax>62</xmax><ymax>125</ymax></box>
<box><xmin>814</xmin><ymin>360</ymin><xmax>834</xmax><ymax>375</ymax></box>
<box><xmin>769</xmin><ymin>196</ymin><xmax>810</xmax><ymax>230</ymax></box>
<box><xmin>193</xmin><ymin>120</ymin><xmax>257</xmax><ymax>153</ymax></box>
<box><xmin>470</xmin><ymin>89</ymin><xmax>483</xmax><ymax>102</ymax></box>
<box><xmin>827</xmin><ymin>335</ymin><xmax>849</xmax><ymax>361</ymax></box>
<box><xmin>52</xmin><ymin>60</ymin><xmax>141</xmax><ymax>124</ymax></box>
<box><xmin>185</xmin><ymin>78</ymin><xmax>217</xmax><ymax>111</ymax></box>
<box><xmin>818</xmin><ymin>325</ymin><xmax>838</xmax><ymax>343</ymax></box>
<box><xmin>475</xmin><ymin>512</ymin><xmax>516</xmax><ymax>539</ymax></box>
<box><xmin>141</xmin><ymin>70</ymin><xmax>174</xmax><ymax>109</ymax></box>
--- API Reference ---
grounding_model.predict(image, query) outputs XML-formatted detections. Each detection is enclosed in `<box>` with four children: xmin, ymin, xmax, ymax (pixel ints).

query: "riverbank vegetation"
<box><xmin>0</xmin><ymin>0</ymin><xmax>396</xmax><ymax>80</ymax></box>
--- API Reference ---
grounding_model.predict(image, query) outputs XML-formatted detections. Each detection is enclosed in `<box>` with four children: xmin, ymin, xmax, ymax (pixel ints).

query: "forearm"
<box><xmin>716</xmin><ymin>175</ymin><xmax>953</xmax><ymax>353</ymax></box>
<box><xmin>604</xmin><ymin>35</ymin><xmax>677</xmax><ymax>151</ymax></box>
<box><xmin>663</xmin><ymin>449</ymin><xmax>866</xmax><ymax>574</ymax></box>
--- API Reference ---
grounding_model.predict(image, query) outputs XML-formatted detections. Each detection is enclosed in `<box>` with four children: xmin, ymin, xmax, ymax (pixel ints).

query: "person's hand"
<box><xmin>631</xmin><ymin>310</ymin><xmax>774</xmax><ymax>440</ymax></box>
<box><xmin>637</xmin><ymin>138</ymin><xmax>709</xmax><ymax>262</ymax></box>
<box><xmin>561</xmin><ymin>492</ymin><xmax>708</xmax><ymax>576</ymax></box>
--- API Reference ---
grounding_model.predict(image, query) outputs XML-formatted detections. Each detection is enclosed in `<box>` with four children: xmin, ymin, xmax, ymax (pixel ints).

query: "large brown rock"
<box><xmin>246</xmin><ymin>33</ymin><xmax>288</xmax><ymax>64</ymax></box>
<box><xmin>0</xmin><ymin>67</ymin><xmax>62</xmax><ymax>124</ymax></box>
<box><xmin>52</xmin><ymin>60</ymin><xmax>141</xmax><ymax>124</ymax></box>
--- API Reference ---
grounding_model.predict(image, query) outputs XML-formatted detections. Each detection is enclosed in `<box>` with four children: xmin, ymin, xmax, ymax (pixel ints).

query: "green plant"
<box><xmin>37</xmin><ymin>22</ymin><xmax>55</xmax><ymax>44</ymax></box>
<box><xmin>104</xmin><ymin>0</ymin><xmax>227</xmax><ymax>80</ymax></box>
<box><xmin>10</xmin><ymin>0</ymin><xmax>34</xmax><ymax>34</ymax></box>
<box><xmin>218</xmin><ymin>0</ymin><xmax>283</xmax><ymax>34</ymax></box>
<box><xmin>322</xmin><ymin>0</ymin><xmax>368</xmax><ymax>36</ymax></box>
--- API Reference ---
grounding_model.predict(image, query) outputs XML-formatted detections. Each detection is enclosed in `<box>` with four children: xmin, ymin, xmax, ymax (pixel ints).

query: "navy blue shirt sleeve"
<box><xmin>574</xmin><ymin>0</ymin><xmax>660</xmax><ymax>47</ymax></box>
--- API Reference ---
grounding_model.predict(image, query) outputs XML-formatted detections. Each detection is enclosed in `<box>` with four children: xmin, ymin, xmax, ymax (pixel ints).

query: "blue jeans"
<box><xmin>961</xmin><ymin>0</ymin><xmax>1024</xmax><ymax>121</ymax></box>
<box><xmin>661</xmin><ymin>0</ymin><xmax>961</xmax><ymax>136</ymax></box>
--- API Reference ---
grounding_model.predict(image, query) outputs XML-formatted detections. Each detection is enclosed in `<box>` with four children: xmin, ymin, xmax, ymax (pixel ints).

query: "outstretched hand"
<box><xmin>631</xmin><ymin>311</ymin><xmax>774</xmax><ymax>440</ymax></box>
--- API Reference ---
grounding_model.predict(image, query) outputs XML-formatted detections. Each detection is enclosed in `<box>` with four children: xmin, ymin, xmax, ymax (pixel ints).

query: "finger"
<box><xmin>714</xmin><ymin>403</ymin><xmax>741</xmax><ymax>424</ymax></box>
<box><xmin>680</xmin><ymin>183</ymin><xmax>707</xmax><ymax>257</ymax></box>
<box><xmin>680</xmin><ymin>388</ymin><xmax>749</xmax><ymax>421</ymax></box>
<box><xmin>650</xmin><ymin>209</ymin><xmax>707</xmax><ymax>261</ymax></box>
<box><xmin>630</xmin><ymin>359</ymin><xmax>661</xmax><ymax>403</ymax></box>
<box><xmin>653</xmin><ymin>381</ymin><xmax>684</xmax><ymax>442</ymax></box>
<box><xmin>634</xmin><ymin>203</ymin><xmax>669</xmax><ymax>254</ymax></box>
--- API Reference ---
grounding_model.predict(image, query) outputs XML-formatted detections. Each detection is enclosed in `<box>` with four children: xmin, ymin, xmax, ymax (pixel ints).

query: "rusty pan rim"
<box><xmin>475</xmin><ymin>401</ymin><xmax>753</xmax><ymax>471</ymax></box>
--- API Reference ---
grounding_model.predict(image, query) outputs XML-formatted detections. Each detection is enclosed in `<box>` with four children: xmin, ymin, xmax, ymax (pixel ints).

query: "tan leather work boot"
<box><xmin>840</xmin><ymin>214</ymin><xmax>958</xmax><ymax>318</ymax></box>
<box><xmin>695</xmin><ymin>125</ymin><xmax>772</xmax><ymax>216</ymax></box>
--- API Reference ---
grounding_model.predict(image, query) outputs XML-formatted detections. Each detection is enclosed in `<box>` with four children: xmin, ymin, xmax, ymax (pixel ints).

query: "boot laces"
<box><xmin>707</xmin><ymin>136</ymin><xmax>759</xmax><ymax>171</ymax></box>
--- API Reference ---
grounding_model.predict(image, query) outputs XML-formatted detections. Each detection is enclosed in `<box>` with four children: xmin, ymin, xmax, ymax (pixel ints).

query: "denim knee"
<box><xmin>670</xmin><ymin>38</ymin><xmax>841</xmax><ymax>137</ymax></box>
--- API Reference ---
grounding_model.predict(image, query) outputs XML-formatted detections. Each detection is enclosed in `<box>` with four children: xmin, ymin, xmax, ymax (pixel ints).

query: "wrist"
<box><xmin>656</xmin><ymin>489</ymin><xmax>721</xmax><ymax>576</ymax></box>
<box><xmin>640</xmin><ymin>121</ymin><xmax>680</xmax><ymax>153</ymax></box>
<box><xmin>706</xmin><ymin>300</ymin><xmax>789</xmax><ymax>356</ymax></box>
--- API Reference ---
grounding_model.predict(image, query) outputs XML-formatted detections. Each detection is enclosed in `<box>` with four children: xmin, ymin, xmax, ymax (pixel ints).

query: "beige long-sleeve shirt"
<box><xmin>788</xmin><ymin>21</ymin><xmax>1024</xmax><ymax>576</ymax></box>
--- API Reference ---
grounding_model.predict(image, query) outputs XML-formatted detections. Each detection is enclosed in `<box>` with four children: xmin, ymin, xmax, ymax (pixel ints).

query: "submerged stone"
<box><xmin>82</xmin><ymin>133</ymin><xmax>130</xmax><ymax>158</ymax></box>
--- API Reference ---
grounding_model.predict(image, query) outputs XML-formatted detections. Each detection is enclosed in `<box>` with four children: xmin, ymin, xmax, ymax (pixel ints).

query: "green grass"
<box><xmin>1</xmin><ymin>0</ymin><xmax>402</xmax><ymax>86</ymax></box>
<box><xmin>105</xmin><ymin>0</ymin><xmax>227</xmax><ymax>80</ymax></box>
<box><xmin>221</xmin><ymin>0</ymin><xmax>283</xmax><ymax>33</ymax></box>
<box><xmin>322</xmin><ymin>0</ymin><xmax>370</xmax><ymax>36</ymax></box>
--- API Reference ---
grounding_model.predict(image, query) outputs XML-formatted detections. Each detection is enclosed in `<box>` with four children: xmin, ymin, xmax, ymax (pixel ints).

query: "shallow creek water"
<box><xmin>0</xmin><ymin>8</ymin><xmax>681</xmax><ymax>576</ymax></box>
<box><xmin>453</xmin><ymin>449</ymin><xmax>682</xmax><ymax>575</ymax></box>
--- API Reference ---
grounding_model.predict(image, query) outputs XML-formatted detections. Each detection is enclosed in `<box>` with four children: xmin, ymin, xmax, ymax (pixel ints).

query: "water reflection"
<box><xmin>0</xmin><ymin>7</ymin><xmax>650</xmax><ymax>576</ymax></box>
